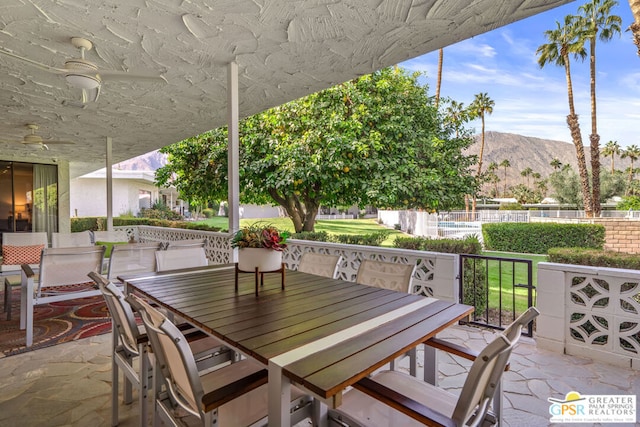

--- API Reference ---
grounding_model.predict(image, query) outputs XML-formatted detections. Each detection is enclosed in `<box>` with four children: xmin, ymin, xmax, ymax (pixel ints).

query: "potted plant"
<box><xmin>231</xmin><ymin>223</ymin><xmax>289</xmax><ymax>272</ymax></box>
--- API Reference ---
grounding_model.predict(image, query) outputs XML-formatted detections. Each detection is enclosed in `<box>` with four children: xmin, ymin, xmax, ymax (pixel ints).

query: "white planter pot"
<box><xmin>237</xmin><ymin>248</ymin><xmax>282</xmax><ymax>272</ymax></box>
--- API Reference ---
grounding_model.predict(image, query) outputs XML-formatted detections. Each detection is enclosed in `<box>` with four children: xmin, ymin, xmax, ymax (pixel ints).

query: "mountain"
<box><xmin>466</xmin><ymin>131</ymin><xmax>628</xmax><ymax>191</ymax></box>
<box><xmin>115</xmin><ymin>150</ymin><xmax>167</xmax><ymax>171</ymax></box>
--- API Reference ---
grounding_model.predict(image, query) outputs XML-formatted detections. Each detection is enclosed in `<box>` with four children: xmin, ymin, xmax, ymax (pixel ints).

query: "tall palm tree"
<box><xmin>577</xmin><ymin>0</ymin><xmax>622</xmax><ymax>216</ymax></box>
<box><xmin>435</xmin><ymin>48</ymin><xmax>444</xmax><ymax>108</ymax></box>
<box><xmin>550</xmin><ymin>158</ymin><xmax>563</xmax><ymax>171</ymax></box>
<box><xmin>536</xmin><ymin>16</ymin><xmax>592</xmax><ymax>216</ymax></box>
<box><xmin>499</xmin><ymin>159</ymin><xmax>511</xmax><ymax>196</ymax></box>
<box><xmin>602</xmin><ymin>140</ymin><xmax>621</xmax><ymax>173</ymax></box>
<box><xmin>469</xmin><ymin>92</ymin><xmax>495</xmax><ymax>215</ymax></box>
<box><xmin>622</xmin><ymin>144</ymin><xmax>640</xmax><ymax>194</ymax></box>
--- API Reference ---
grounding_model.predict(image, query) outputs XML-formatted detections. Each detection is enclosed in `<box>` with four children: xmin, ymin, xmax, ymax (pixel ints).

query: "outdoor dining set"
<box><xmin>0</xmin><ymin>231</ymin><xmax>538</xmax><ymax>427</ymax></box>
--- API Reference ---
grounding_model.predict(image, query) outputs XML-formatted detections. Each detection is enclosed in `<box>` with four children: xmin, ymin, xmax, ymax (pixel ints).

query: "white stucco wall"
<box><xmin>70</xmin><ymin>177</ymin><xmax>158</xmax><ymax>217</ymax></box>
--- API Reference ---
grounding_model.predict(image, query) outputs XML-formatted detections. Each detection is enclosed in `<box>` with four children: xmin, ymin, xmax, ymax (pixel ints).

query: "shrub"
<box><xmin>333</xmin><ymin>231</ymin><xmax>389</xmax><ymax>246</ymax></box>
<box><xmin>548</xmin><ymin>247</ymin><xmax>640</xmax><ymax>270</ymax></box>
<box><xmin>499</xmin><ymin>202</ymin><xmax>524</xmax><ymax>210</ymax></box>
<box><xmin>291</xmin><ymin>231</ymin><xmax>330</xmax><ymax>241</ymax></box>
<box><xmin>139</xmin><ymin>207</ymin><xmax>182</xmax><ymax>220</ymax></box>
<box><xmin>71</xmin><ymin>217</ymin><xmax>223</xmax><ymax>232</ymax></box>
<box><xmin>393</xmin><ymin>235</ymin><xmax>486</xmax><ymax>314</ymax></box>
<box><xmin>482</xmin><ymin>222</ymin><xmax>605</xmax><ymax>254</ymax></box>
<box><xmin>202</xmin><ymin>208</ymin><xmax>215</xmax><ymax>218</ymax></box>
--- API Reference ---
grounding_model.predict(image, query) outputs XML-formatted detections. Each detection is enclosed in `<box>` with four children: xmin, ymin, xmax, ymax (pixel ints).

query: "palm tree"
<box><xmin>499</xmin><ymin>159</ymin><xmax>511</xmax><ymax>196</ymax></box>
<box><xmin>444</xmin><ymin>100</ymin><xmax>469</xmax><ymax>138</ymax></box>
<box><xmin>622</xmin><ymin>145</ymin><xmax>640</xmax><ymax>194</ymax></box>
<box><xmin>469</xmin><ymin>92</ymin><xmax>495</xmax><ymax>215</ymax></box>
<box><xmin>435</xmin><ymin>48</ymin><xmax>444</xmax><ymax>108</ymax></box>
<box><xmin>577</xmin><ymin>0</ymin><xmax>622</xmax><ymax>217</ymax></box>
<box><xmin>487</xmin><ymin>162</ymin><xmax>499</xmax><ymax>196</ymax></box>
<box><xmin>521</xmin><ymin>167</ymin><xmax>533</xmax><ymax>187</ymax></box>
<box><xmin>602</xmin><ymin>140</ymin><xmax>621</xmax><ymax>173</ymax></box>
<box><xmin>536</xmin><ymin>16</ymin><xmax>592</xmax><ymax>216</ymax></box>
<box><xmin>550</xmin><ymin>158</ymin><xmax>563</xmax><ymax>171</ymax></box>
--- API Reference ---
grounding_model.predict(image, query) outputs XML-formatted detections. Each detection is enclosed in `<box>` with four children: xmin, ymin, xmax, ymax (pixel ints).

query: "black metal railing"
<box><xmin>459</xmin><ymin>254</ymin><xmax>535</xmax><ymax>336</ymax></box>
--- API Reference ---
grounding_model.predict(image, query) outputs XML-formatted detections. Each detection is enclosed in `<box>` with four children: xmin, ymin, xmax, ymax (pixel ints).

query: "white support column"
<box><xmin>106</xmin><ymin>136</ymin><xmax>113</xmax><ymax>231</ymax></box>
<box><xmin>227</xmin><ymin>61</ymin><xmax>240</xmax><ymax>262</ymax></box>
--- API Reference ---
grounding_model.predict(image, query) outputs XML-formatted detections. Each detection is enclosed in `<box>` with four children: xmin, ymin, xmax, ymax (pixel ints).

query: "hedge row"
<box><xmin>70</xmin><ymin>217</ymin><xmax>223</xmax><ymax>233</ymax></box>
<box><xmin>393</xmin><ymin>235</ymin><xmax>482</xmax><ymax>255</ymax></box>
<box><xmin>548</xmin><ymin>247</ymin><xmax>640</xmax><ymax>270</ymax></box>
<box><xmin>292</xmin><ymin>230</ymin><xmax>389</xmax><ymax>246</ymax></box>
<box><xmin>482</xmin><ymin>222</ymin><xmax>605</xmax><ymax>254</ymax></box>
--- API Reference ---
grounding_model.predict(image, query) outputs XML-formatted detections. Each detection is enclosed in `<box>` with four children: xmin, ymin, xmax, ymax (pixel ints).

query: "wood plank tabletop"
<box><xmin>121</xmin><ymin>264</ymin><xmax>473</xmax><ymax>401</ymax></box>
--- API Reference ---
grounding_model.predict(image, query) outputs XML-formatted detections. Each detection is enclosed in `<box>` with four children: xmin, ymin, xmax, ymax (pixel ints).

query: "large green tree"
<box><xmin>157</xmin><ymin>67</ymin><xmax>477</xmax><ymax>232</ymax></box>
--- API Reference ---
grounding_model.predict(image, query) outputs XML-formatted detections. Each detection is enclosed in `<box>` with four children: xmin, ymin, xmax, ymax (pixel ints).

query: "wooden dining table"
<box><xmin>120</xmin><ymin>263</ymin><xmax>473</xmax><ymax>427</ymax></box>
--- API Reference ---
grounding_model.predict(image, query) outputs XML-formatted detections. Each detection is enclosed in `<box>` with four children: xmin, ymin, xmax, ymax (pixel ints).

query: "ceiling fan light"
<box><xmin>65</xmin><ymin>73</ymin><xmax>100</xmax><ymax>89</ymax></box>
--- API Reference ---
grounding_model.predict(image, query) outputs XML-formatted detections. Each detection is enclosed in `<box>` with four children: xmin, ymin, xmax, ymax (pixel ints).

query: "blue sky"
<box><xmin>401</xmin><ymin>1</ymin><xmax>639</xmax><ymax>148</ymax></box>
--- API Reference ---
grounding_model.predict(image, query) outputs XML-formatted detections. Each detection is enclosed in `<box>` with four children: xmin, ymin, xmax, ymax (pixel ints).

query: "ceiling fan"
<box><xmin>0</xmin><ymin>37</ymin><xmax>166</xmax><ymax>103</ymax></box>
<box><xmin>0</xmin><ymin>124</ymin><xmax>76</xmax><ymax>150</ymax></box>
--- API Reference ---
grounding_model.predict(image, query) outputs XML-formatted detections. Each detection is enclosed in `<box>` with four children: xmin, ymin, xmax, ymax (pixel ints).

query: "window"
<box><xmin>139</xmin><ymin>190</ymin><xmax>152</xmax><ymax>210</ymax></box>
<box><xmin>0</xmin><ymin>161</ymin><xmax>58</xmax><ymax>243</ymax></box>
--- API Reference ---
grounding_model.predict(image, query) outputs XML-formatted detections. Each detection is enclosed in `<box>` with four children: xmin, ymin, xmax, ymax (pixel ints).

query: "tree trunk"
<box><xmin>568</xmin><ymin>113</ymin><xmax>593</xmax><ymax>216</ymax></box>
<box><xmin>473</xmin><ymin>116</ymin><xmax>486</xmax><ymax>218</ymax></box>
<box><xmin>588</xmin><ymin>36</ymin><xmax>601</xmax><ymax>217</ymax></box>
<box><xmin>435</xmin><ymin>48</ymin><xmax>443</xmax><ymax>108</ymax></box>
<box><xmin>630</xmin><ymin>0</ymin><xmax>640</xmax><ymax>56</ymax></box>
<box><xmin>563</xmin><ymin>55</ymin><xmax>592</xmax><ymax>217</ymax></box>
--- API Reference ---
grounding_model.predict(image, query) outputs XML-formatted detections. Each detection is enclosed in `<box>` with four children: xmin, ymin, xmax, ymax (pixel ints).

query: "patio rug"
<box><xmin>0</xmin><ymin>282</ymin><xmax>111</xmax><ymax>357</ymax></box>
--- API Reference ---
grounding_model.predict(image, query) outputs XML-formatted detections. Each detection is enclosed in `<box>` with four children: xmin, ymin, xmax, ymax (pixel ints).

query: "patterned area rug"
<box><xmin>0</xmin><ymin>282</ymin><xmax>111</xmax><ymax>357</ymax></box>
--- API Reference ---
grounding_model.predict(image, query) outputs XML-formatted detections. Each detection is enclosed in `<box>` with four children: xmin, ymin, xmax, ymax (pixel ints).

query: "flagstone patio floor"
<box><xmin>0</xmin><ymin>324</ymin><xmax>638</xmax><ymax>426</ymax></box>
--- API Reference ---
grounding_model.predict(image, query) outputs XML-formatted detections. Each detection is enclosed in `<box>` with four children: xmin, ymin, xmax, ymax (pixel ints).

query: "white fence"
<box><xmin>537</xmin><ymin>262</ymin><xmax>640</xmax><ymax>369</ymax></box>
<box><xmin>115</xmin><ymin>224</ymin><xmax>459</xmax><ymax>302</ymax></box>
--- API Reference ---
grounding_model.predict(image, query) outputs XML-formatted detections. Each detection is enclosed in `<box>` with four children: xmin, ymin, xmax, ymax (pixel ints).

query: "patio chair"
<box><xmin>51</xmin><ymin>231</ymin><xmax>92</xmax><ymax>248</ymax></box>
<box><xmin>89</xmin><ymin>272</ymin><xmax>233</xmax><ymax>427</ymax></box>
<box><xmin>356</xmin><ymin>259</ymin><xmax>415</xmax><ymax>293</ymax></box>
<box><xmin>21</xmin><ymin>245</ymin><xmax>105</xmax><ymax>346</ymax></box>
<box><xmin>156</xmin><ymin>246</ymin><xmax>209</xmax><ymax>272</ymax></box>
<box><xmin>327</xmin><ymin>307</ymin><xmax>540</xmax><ymax>427</ymax></box>
<box><xmin>107</xmin><ymin>242</ymin><xmax>161</xmax><ymax>281</ymax></box>
<box><xmin>127</xmin><ymin>293</ymin><xmax>313</xmax><ymax>427</ymax></box>
<box><xmin>164</xmin><ymin>238</ymin><xmax>206</xmax><ymax>250</ymax></box>
<box><xmin>1</xmin><ymin>232</ymin><xmax>48</xmax><ymax>319</ymax></box>
<box><xmin>297</xmin><ymin>252</ymin><xmax>341</xmax><ymax>278</ymax></box>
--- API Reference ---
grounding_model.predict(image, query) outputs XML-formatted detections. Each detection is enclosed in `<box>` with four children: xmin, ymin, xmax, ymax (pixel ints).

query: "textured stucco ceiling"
<box><xmin>0</xmin><ymin>0</ymin><xmax>571</xmax><ymax>177</ymax></box>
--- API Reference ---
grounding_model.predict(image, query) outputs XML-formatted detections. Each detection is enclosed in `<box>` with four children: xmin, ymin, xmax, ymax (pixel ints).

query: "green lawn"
<box><xmin>480</xmin><ymin>251</ymin><xmax>547</xmax><ymax>315</ymax></box>
<box><xmin>195</xmin><ymin>217</ymin><xmax>406</xmax><ymax>246</ymax></box>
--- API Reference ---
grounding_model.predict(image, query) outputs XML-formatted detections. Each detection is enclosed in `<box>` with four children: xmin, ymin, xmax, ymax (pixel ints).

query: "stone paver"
<box><xmin>0</xmin><ymin>326</ymin><xmax>638</xmax><ymax>426</ymax></box>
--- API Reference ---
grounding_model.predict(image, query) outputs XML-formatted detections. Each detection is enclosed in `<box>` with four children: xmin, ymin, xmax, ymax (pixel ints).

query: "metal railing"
<box><xmin>460</xmin><ymin>253</ymin><xmax>535</xmax><ymax>336</ymax></box>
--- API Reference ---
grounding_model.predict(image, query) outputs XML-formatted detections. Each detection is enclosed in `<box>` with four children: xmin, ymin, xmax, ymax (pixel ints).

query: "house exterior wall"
<box><xmin>70</xmin><ymin>177</ymin><xmax>158</xmax><ymax>217</ymax></box>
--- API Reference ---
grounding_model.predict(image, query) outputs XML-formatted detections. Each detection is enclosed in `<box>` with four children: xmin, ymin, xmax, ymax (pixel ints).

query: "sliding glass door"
<box><xmin>0</xmin><ymin>161</ymin><xmax>58</xmax><ymax>244</ymax></box>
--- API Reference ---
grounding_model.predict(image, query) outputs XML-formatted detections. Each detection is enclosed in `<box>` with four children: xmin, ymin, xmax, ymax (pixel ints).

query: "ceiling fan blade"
<box><xmin>0</xmin><ymin>48</ymin><xmax>67</xmax><ymax>75</ymax></box>
<box><xmin>98</xmin><ymin>69</ymin><xmax>167</xmax><ymax>83</ymax></box>
<box><xmin>43</xmin><ymin>140</ymin><xmax>76</xmax><ymax>145</ymax></box>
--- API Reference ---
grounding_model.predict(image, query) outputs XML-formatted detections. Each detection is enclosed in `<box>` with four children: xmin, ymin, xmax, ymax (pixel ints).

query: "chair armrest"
<box><xmin>21</xmin><ymin>263</ymin><xmax>35</xmax><ymax>278</ymax></box>
<box><xmin>426</xmin><ymin>337</ymin><xmax>510</xmax><ymax>371</ymax></box>
<box><xmin>354</xmin><ymin>376</ymin><xmax>456</xmax><ymax>427</ymax></box>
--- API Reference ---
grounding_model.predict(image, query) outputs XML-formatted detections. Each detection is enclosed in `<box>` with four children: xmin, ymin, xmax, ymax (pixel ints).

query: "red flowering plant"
<box><xmin>230</xmin><ymin>223</ymin><xmax>289</xmax><ymax>251</ymax></box>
